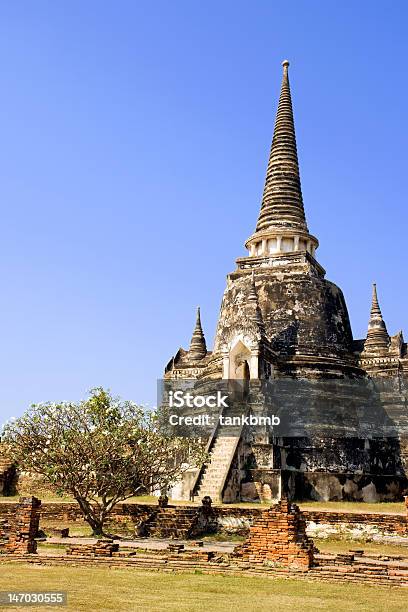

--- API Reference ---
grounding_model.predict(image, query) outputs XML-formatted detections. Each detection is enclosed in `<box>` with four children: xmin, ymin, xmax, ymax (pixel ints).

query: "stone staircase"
<box><xmin>195</xmin><ymin>434</ymin><xmax>241</xmax><ymax>502</ymax></box>
<box><xmin>191</xmin><ymin>402</ymin><xmax>247</xmax><ymax>503</ymax></box>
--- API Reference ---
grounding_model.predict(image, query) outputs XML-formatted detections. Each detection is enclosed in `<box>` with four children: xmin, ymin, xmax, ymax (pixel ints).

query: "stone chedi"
<box><xmin>358</xmin><ymin>283</ymin><xmax>406</xmax><ymax>378</ymax></box>
<box><xmin>165</xmin><ymin>61</ymin><xmax>408</xmax><ymax>503</ymax></box>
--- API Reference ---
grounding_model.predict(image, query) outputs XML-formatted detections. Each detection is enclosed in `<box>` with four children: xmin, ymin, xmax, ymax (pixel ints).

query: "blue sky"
<box><xmin>0</xmin><ymin>1</ymin><xmax>407</xmax><ymax>421</ymax></box>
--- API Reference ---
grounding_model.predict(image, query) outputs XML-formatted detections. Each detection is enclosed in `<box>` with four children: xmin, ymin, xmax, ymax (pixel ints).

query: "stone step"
<box><xmin>211</xmin><ymin>442</ymin><xmax>237</xmax><ymax>449</ymax></box>
<box><xmin>193</xmin><ymin>429</ymin><xmax>241</xmax><ymax>501</ymax></box>
<box><xmin>205</xmin><ymin>469</ymin><xmax>229</xmax><ymax>474</ymax></box>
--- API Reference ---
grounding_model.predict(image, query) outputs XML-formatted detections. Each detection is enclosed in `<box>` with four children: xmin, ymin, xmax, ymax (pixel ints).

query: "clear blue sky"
<box><xmin>0</xmin><ymin>1</ymin><xmax>407</xmax><ymax>422</ymax></box>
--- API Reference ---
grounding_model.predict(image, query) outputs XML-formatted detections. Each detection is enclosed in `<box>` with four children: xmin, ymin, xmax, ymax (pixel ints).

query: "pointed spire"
<box><xmin>364</xmin><ymin>284</ymin><xmax>390</xmax><ymax>352</ymax></box>
<box><xmin>256</xmin><ymin>60</ymin><xmax>308</xmax><ymax>233</ymax></box>
<box><xmin>370</xmin><ymin>283</ymin><xmax>382</xmax><ymax>317</ymax></box>
<box><xmin>188</xmin><ymin>307</ymin><xmax>207</xmax><ymax>361</ymax></box>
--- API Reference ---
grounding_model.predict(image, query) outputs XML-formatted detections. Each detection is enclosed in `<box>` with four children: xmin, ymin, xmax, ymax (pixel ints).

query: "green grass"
<box><xmin>0</xmin><ymin>494</ymin><xmax>74</xmax><ymax>503</ymax></box>
<box><xmin>60</xmin><ymin>524</ymin><xmax>93</xmax><ymax>537</ymax></box>
<box><xmin>219</xmin><ymin>500</ymin><xmax>404</xmax><ymax>514</ymax></box>
<box><xmin>314</xmin><ymin>538</ymin><xmax>408</xmax><ymax>557</ymax></box>
<box><xmin>0</xmin><ymin>564</ymin><xmax>407</xmax><ymax>611</ymax></box>
<box><xmin>40</xmin><ymin>519</ymin><xmax>100</xmax><ymax>538</ymax></box>
<box><xmin>41</xmin><ymin>517</ymin><xmax>138</xmax><ymax>538</ymax></box>
<box><xmin>298</xmin><ymin>500</ymin><xmax>405</xmax><ymax>514</ymax></box>
<box><xmin>0</xmin><ymin>494</ymin><xmax>159</xmax><ymax>504</ymax></box>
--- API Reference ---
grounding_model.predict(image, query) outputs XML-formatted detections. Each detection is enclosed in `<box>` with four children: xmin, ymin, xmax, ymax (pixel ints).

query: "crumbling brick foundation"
<box><xmin>234</xmin><ymin>499</ymin><xmax>314</xmax><ymax>570</ymax></box>
<box><xmin>66</xmin><ymin>539</ymin><xmax>119</xmax><ymax>557</ymax></box>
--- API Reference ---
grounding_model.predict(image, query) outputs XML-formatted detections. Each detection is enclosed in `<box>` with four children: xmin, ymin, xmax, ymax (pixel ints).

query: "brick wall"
<box><xmin>0</xmin><ymin>500</ymin><xmax>406</xmax><ymax>537</ymax></box>
<box><xmin>0</xmin><ymin>496</ymin><xmax>41</xmax><ymax>554</ymax></box>
<box><xmin>67</xmin><ymin>539</ymin><xmax>119</xmax><ymax>557</ymax></box>
<box><xmin>234</xmin><ymin>500</ymin><xmax>314</xmax><ymax>570</ymax></box>
<box><xmin>1</xmin><ymin>548</ymin><xmax>407</xmax><ymax>587</ymax></box>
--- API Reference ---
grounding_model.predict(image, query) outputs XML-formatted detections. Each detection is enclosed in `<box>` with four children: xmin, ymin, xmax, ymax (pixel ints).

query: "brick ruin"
<box><xmin>1</xmin><ymin>499</ymin><xmax>406</xmax><ymax>540</ymax></box>
<box><xmin>42</xmin><ymin>497</ymin><xmax>317</xmax><ymax>572</ymax></box>
<box><xmin>66</xmin><ymin>539</ymin><xmax>119</xmax><ymax>557</ymax></box>
<box><xmin>136</xmin><ymin>505</ymin><xmax>216</xmax><ymax>539</ymax></box>
<box><xmin>0</xmin><ymin>498</ymin><xmax>407</xmax><ymax>586</ymax></box>
<box><xmin>4</xmin><ymin>543</ymin><xmax>408</xmax><ymax>587</ymax></box>
<box><xmin>0</xmin><ymin>496</ymin><xmax>41</xmax><ymax>554</ymax></box>
<box><xmin>234</xmin><ymin>499</ymin><xmax>314</xmax><ymax>570</ymax></box>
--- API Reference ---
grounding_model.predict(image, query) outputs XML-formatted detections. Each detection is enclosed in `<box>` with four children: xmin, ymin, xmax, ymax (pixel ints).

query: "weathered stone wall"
<box><xmin>302</xmin><ymin>510</ymin><xmax>408</xmax><ymax>536</ymax></box>
<box><xmin>282</xmin><ymin>470</ymin><xmax>408</xmax><ymax>503</ymax></box>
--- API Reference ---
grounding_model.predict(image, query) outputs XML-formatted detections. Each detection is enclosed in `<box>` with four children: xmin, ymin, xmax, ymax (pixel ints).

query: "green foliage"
<box><xmin>2</xmin><ymin>388</ymin><xmax>206</xmax><ymax>534</ymax></box>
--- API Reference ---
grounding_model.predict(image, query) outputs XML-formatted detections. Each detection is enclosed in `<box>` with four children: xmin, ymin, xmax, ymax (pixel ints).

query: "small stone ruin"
<box><xmin>0</xmin><ymin>496</ymin><xmax>41</xmax><ymax>554</ymax></box>
<box><xmin>234</xmin><ymin>498</ymin><xmax>314</xmax><ymax>570</ymax></box>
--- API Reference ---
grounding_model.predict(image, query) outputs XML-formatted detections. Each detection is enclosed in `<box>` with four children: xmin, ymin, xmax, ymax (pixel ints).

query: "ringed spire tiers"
<box><xmin>245</xmin><ymin>60</ymin><xmax>319</xmax><ymax>261</ymax></box>
<box><xmin>188</xmin><ymin>307</ymin><xmax>207</xmax><ymax>361</ymax></box>
<box><xmin>364</xmin><ymin>283</ymin><xmax>390</xmax><ymax>352</ymax></box>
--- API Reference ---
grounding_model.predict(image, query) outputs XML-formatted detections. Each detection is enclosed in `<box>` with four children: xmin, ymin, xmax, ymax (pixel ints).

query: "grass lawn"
<box><xmin>0</xmin><ymin>564</ymin><xmax>407</xmax><ymax>611</ymax></box>
<box><xmin>230</xmin><ymin>500</ymin><xmax>405</xmax><ymax>514</ymax></box>
<box><xmin>314</xmin><ymin>538</ymin><xmax>408</xmax><ymax>557</ymax></box>
<box><xmin>40</xmin><ymin>519</ymin><xmax>106</xmax><ymax>538</ymax></box>
<box><xmin>298</xmin><ymin>500</ymin><xmax>405</xmax><ymax>514</ymax></box>
<box><xmin>0</xmin><ymin>494</ymin><xmax>159</xmax><ymax>504</ymax></box>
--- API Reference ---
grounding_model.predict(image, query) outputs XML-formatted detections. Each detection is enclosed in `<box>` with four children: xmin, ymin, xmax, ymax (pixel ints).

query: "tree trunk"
<box><xmin>74</xmin><ymin>496</ymin><xmax>109</xmax><ymax>537</ymax></box>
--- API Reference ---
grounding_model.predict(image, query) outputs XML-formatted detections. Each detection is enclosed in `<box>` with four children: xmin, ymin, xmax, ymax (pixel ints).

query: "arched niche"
<box><xmin>229</xmin><ymin>340</ymin><xmax>252</xmax><ymax>381</ymax></box>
